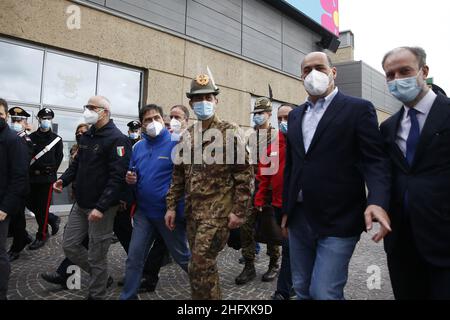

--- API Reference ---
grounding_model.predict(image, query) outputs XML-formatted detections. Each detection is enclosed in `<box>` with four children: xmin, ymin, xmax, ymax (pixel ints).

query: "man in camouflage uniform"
<box><xmin>165</xmin><ymin>72</ymin><xmax>253</xmax><ymax>300</ymax></box>
<box><xmin>235</xmin><ymin>97</ymin><xmax>281</xmax><ymax>285</ymax></box>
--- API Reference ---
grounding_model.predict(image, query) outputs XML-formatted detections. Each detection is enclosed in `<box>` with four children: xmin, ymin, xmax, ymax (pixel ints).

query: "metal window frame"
<box><xmin>0</xmin><ymin>36</ymin><xmax>144</xmax><ymax>116</ymax></box>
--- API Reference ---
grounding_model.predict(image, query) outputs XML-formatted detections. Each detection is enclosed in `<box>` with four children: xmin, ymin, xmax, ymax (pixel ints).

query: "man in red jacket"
<box><xmin>254</xmin><ymin>103</ymin><xmax>295</xmax><ymax>300</ymax></box>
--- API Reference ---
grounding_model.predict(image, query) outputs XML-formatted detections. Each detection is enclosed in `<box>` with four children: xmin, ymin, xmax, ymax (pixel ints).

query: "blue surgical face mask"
<box><xmin>387</xmin><ymin>71</ymin><xmax>423</xmax><ymax>103</ymax></box>
<box><xmin>129</xmin><ymin>132</ymin><xmax>139</xmax><ymax>140</ymax></box>
<box><xmin>40</xmin><ymin>119</ymin><xmax>52</xmax><ymax>130</ymax></box>
<box><xmin>253</xmin><ymin>114</ymin><xmax>267</xmax><ymax>126</ymax></box>
<box><xmin>193</xmin><ymin>101</ymin><xmax>215</xmax><ymax>120</ymax></box>
<box><xmin>279</xmin><ymin>121</ymin><xmax>288</xmax><ymax>134</ymax></box>
<box><xmin>11</xmin><ymin>122</ymin><xmax>24</xmax><ymax>132</ymax></box>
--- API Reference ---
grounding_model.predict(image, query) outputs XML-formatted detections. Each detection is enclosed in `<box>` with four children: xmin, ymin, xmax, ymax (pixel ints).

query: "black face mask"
<box><xmin>0</xmin><ymin>117</ymin><xmax>6</xmax><ymax>129</ymax></box>
<box><xmin>76</xmin><ymin>134</ymin><xmax>82</xmax><ymax>144</ymax></box>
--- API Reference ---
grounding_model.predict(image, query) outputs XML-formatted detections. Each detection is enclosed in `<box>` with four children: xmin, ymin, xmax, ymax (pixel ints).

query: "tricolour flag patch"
<box><xmin>117</xmin><ymin>146</ymin><xmax>125</xmax><ymax>157</ymax></box>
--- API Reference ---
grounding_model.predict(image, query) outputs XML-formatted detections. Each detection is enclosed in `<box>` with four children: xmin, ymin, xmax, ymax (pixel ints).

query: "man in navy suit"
<box><xmin>380</xmin><ymin>47</ymin><xmax>450</xmax><ymax>299</ymax></box>
<box><xmin>282</xmin><ymin>52</ymin><xmax>391</xmax><ymax>300</ymax></box>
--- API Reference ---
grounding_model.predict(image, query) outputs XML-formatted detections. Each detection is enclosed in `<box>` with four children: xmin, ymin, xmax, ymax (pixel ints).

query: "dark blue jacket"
<box><xmin>131</xmin><ymin>130</ymin><xmax>183</xmax><ymax>219</ymax></box>
<box><xmin>0</xmin><ymin>119</ymin><xmax>29</xmax><ymax>216</ymax></box>
<box><xmin>283</xmin><ymin>91</ymin><xmax>391</xmax><ymax>237</ymax></box>
<box><xmin>380</xmin><ymin>93</ymin><xmax>450</xmax><ymax>267</ymax></box>
<box><xmin>61</xmin><ymin>120</ymin><xmax>131</xmax><ymax>213</ymax></box>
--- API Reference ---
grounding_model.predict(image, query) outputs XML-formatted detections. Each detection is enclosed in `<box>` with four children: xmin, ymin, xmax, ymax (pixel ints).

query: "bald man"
<box><xmin>283</xmin><ymin>52</ymin><xmax>391</xmax><ymax>300</ymax></box>
<box><xmin>53</xmin><ymin>96</ymin><xmax>132</xmax><ymax>300</ymax></box>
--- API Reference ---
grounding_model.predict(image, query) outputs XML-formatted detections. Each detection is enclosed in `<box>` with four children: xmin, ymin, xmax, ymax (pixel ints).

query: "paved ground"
<box><xmin>6</xmin><ymin>214</ymin><xmax>394</xmax><ymax>300</ymax></box>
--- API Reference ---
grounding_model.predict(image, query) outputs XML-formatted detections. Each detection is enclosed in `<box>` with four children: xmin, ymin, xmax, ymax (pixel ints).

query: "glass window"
<box><xmin>98</xmin><ymin>64</ymin><xmax>141</xmax><ymax>117</ymax></box>
<box><xmin>0</xmin><ymin>41</ymin><xmax>44</xmax><ymax>104</ymax></box>
<box><xmin>43</xmin><ymin>52</ymin><xmax>97</xmax><ymax>109</ymax></box>
<box><xmin>112</xmin><ymin>116</ymin><xmax>138</xmax><ymax>136</ymax></box>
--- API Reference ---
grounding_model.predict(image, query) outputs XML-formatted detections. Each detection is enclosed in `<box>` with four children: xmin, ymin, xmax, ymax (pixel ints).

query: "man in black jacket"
<box><xmin>27</xmin><ymin>108</ymin><xmax>63</xmax><ymax>250</ymax></box>
<box><xmin>0</xmin><ymin>100</ymin><xmax>29</xmax><ymax>300</ymax></box>
<box><xmin>6</xmin><ymin>106</ymin><xmax>34</xmax><ymax>260</ymax></box>
<box><xmin>380</xmin><ymin>46</ymin><xmax>450</xmax><ymax>299</ymax></box>
<box><xmin>54</xmin><ymin>96</ymin><xmax>131</xmax><ymax>300</ymax></box>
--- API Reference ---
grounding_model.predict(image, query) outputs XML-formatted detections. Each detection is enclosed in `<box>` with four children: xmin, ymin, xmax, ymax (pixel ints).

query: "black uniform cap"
<box><xmin>127</xmin><ymin>120</ymin><xmax>141</xmax><ymax>131</ymax></box>
<box><xmin>37</xmin><ymin>108</ymin><xmax>55</xmax><ymax>119</ymax></box>
<box><xmin>8</xmin><ymin>106</ymin><xmax>30</xmax><ymax>118</ymax></box>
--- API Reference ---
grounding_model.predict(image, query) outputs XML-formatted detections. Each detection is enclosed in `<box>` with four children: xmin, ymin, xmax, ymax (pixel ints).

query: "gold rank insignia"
<box><xmin>14</xmin><ymin>108</ymin><xmax>22</xmax><ymax>114</ymax></box>
<box><xmin>196</xmin><ymin>74</ymin><xmax>210</xmax><ymax>86</ymax></box>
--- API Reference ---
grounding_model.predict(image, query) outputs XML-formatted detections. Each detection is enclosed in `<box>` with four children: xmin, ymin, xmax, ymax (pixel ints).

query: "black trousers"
<box><xmin>27</xmin><ymin>182</ymin><xmax>58</xmax><ymax>241</ymax></box>
<box><xmin>0</xmin><ymin>217</ymin><xmax>10</xmax><ymax>300</ymax></box>
<box><xmin>8</xmin><ymin>202</ymin><xmax>30</xmax><ymax>253</ymax></box>
<box><xmin>387</xmin><ymin>224</ymin><xmax>450</xmax><ymax>300</ymax></box>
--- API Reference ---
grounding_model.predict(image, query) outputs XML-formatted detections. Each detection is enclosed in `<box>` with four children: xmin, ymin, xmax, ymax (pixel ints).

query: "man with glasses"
<box><xmin>53</xmin><ymin>96</ymin><xmax>131</xmax><ymax>300</ymax></box>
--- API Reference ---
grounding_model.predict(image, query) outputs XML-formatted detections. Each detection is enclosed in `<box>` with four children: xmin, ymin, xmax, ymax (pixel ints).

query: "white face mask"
<box><xmin>303</xmin><ymin>69</ymin><xmax>332</xmax><ymax>96</ymax></box>
<box><xmin>170</xmin><ymin>118</ymin><xmax>182</xmax><ymax>133</ymax></box>
<box><xmin>83</xmin><ymin>109</ymin><xmax>100</xmax><ymax>125</ymax></box>
<box><xmin>146</xmin><ymin>121</ymin><xmax>164</xmax><ymax>138</ymax></box>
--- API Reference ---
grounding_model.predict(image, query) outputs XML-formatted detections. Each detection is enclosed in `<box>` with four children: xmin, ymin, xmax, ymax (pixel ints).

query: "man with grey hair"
<box><xmin>53</xmin><ymin>96</ymin><xmax>131</xmax><ymax>300</ymax></box>
<box><xmin>380</xmin><ymin>46</ymin><xmax>450</xmax><ymax>299</ymax></box>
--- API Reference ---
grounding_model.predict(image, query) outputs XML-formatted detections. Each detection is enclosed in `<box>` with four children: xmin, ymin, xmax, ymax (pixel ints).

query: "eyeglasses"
<box><xmin>83</xmin><ymin>105</ymin><xmax>104</xmax><ymax>111</ymax></box>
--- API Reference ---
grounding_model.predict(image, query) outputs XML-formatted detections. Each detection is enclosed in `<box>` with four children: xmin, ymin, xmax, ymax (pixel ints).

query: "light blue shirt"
<box><xmin>396</xmin><ymin>89</ymin><xmax>436</xmax><ymax>157</ymax></box>
<box><xmin>298</xmin><ymin>87</ymin><xmax>339</xmax><ymax>202</ymax></box>
<box><xmin>302</xmin><ymin>87</ymin><xmax>339</xmax><ymax>152</ymax></box>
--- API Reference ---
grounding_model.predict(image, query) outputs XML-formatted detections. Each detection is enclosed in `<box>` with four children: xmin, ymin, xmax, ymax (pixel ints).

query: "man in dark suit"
<box><xmin>0</xmin><ymin>100</ymin><xmax>29</xmax><ymax>300</ymax></box>
<box><xmin>380</xmin><ymin>46</ymin><xmax>450</xmax><ymax>299</ymax></box>
<box><xmin>283</xmin><ymin>52</ymin><xmax>391</xmax><ymax>300</ymax></box>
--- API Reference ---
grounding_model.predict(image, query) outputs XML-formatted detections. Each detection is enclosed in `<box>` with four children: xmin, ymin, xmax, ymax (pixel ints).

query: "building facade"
<box><xmin>1</xmin><ymin>0</ymin><xmax>398</xmax><ymax>207</ymax></box>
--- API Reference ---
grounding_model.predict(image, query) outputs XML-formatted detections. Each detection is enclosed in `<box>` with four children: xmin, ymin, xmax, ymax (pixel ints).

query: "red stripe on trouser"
<box><xmin>130</xmin><ymin>203</ymin><xmax>137</xmax><ymax>218</ymax></box>
<box><xmin>42</xmin><ymin>184</ymin><xmax>53</xmax><ymax>241</ymax></box>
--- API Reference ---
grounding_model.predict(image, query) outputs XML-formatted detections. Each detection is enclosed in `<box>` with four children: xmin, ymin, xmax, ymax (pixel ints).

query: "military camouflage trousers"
<box><xmin>240</xmin><ymin>209</ymin><xmax>280</xmax><ymax>263</ymax></box>
<box><xmin>187</xmin><ymin>217</ymin><xmax>230</xmax><ymax>300</ymax></box>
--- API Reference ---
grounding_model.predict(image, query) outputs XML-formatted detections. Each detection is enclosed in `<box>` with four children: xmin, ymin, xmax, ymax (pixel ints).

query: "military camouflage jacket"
<box><xmin>166</xmin><ymin>115</ymin><xmax>254</xmax><ymax>220</ymax></box>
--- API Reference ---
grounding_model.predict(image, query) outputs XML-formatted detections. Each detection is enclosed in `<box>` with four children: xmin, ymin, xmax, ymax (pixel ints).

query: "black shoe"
<box><xmin>117</xmin><ymin>277</ymin><xmax>125</xmax><ymax>287</ymax></box>
<box><xmin>41</xmin><ymin>272</ymin><xmax>66</xmax><ymax>287</ymax></box>
<box><xmin>29</xmin><ymin>239</ymin><xmax>47</xmax><ymax>250</ymax></box>
<box><xmin>138</xmin><ymin>277</ymin><xmax>158</xmax><ymax>293</ymax></box>
<box><xmin>107</xmin><ymin>276</ymin><xmax>114</xmax><ymax>288</ymax></box>
<box><xmin>235</xmin><ymin>261</ymin><xmax>256</xmax><ymax>285</ymax></box>
<box><xmin>111</xmin><ymin>235</ymin><xmax>119</xmax><ymax>244</ymax></box>
<box><xmin>8</xmin><ymin>251</ymin><xmax>20</xmax><ymax>262</ymax></box>
<box><xmin>271</xmin><ymin>292</ymin><xmax>288</xmax><ymax>300</ymax></box>
<box><xmin>25</xmin><ymin>233</ymin><xmax>33</xmax><ymax>245</ymax></box>
<box><xmin>238</xmin><ymin>255</ymin><xmax>258</xmax><ymax>264</ymax></box>
<box><xmin>261</xmin><ymin>264</ymin><xmax>280</xmax><ymax>282</ymax></box>
<box><xmin>50</xmin><ymin>216</ymin><xmax>61</xmax><ymax>236</ymax></box>
<box><xmin>161</xmin><ymin>254</ymin><xmax>173</xmax><ymax>267</ymax></box>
